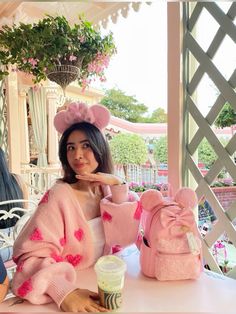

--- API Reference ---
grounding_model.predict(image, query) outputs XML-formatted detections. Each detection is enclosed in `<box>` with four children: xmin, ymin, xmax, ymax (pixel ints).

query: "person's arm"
<box><xmin>12</xmin><ymin>188</ymin><xmax>109</xmax><ymax>312</ymax></box>
<box><xmin>101</xmin><ymin>185</ymin><xmax>141</xmax><ymax>253</ymax></box>
<box><xmin>76</xmin><ymin>172</ymin><xmax>128</xmax><ymax>203</ymax></box>
<box><xmin>75</xmin><ymin>172</ymin><xmax>141</xmax><ymax>251</ymax></box>
<box><xmin>12</xmin><ymin>192</ymin><xmax>78</xmax><ymax>308</ymax></box>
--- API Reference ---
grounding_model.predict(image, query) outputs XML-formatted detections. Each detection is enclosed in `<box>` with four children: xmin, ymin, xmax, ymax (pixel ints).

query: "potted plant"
<box><xmin>0</xmin><ymin>15</ymin><xmax>116</xmax><ymax>91</ymax></box>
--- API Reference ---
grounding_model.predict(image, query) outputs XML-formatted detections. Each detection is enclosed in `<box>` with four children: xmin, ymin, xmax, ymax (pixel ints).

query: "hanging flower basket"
<box><xmin>46</xmin><ymin>65</ymin><xmax>80</xmax><ymax>92</ymax></box>
<box><xmin>0</xmin><ymin>15</ymin><xmax>116</xmax><ymax>91</ymax></box>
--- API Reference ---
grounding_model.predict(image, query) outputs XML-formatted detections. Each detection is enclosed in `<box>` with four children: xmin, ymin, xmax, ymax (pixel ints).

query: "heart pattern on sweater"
<box><xmin>65</xmin><ymin>254</ymin><xmax>82</xmax><ymax>267</ymax></box>
<box><xmin>29</xmin><ymin>228</ymin><xmax>43</xmax><ymax>241</ymax></box>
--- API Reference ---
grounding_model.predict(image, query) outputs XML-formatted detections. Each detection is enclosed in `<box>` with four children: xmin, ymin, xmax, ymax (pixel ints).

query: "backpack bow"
<box><xmin>160</xmin><ymin>207</ymin><xmax>194</xmax><ymax>236</ymax></box>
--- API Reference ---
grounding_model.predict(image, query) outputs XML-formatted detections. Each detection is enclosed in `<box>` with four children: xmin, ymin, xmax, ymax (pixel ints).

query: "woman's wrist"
<box><xmin>113</xmin><ymin>180</ymin><xmax>126</xmax><ymax>186</ymax></box>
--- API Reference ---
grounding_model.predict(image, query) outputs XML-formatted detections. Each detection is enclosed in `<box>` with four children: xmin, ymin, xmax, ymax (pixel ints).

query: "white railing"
<box><xmin>114</xmin><ymin>164</ymin><xmax>158</xmax><ymax>184</ymax></box>
<box><xmin>21</xmin><ymin>164</ymin><xmax>62</xmax><ymax>202</ymax></box>
<box><xmin>21</xmin><ymin>164</ymin><xmax>160</xmax><ymax>200</ymax></box>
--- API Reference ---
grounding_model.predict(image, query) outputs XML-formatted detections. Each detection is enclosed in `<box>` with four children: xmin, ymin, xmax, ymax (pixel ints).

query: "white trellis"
<box><xmin>183</xmin><ymin>2</ymin><xmax>236</xmax><ymax>278</ymax></box>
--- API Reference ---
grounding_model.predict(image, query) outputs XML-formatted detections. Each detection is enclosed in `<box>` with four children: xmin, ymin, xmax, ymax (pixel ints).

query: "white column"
<box><xmin>167</xmin><ymin>2</ymin><xmax>183</xmax><ymax>194</ymax></box>
<box><xmin>6</xmin><ymin>69</ymin><xmax>21</xmax><ymax>174</ymax></box>
<box><xmin>19</xmin><ymin>89</ymin><xmax>30</xmax><ymax>165</ymax></box>
<box><xmin>47</xmin><ymin>89</ymin><xmax>59</xmax><ymax>166</ymax></box>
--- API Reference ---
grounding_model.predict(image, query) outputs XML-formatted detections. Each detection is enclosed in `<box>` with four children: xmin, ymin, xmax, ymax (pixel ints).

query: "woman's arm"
<box><xmin>76</xmin><ymin>172</ymin><xmax>128</xmax><ymax>203</ymax></box>
<box><xmin>101</xmin><ymin>187</ymin><xmax>141</xmax><ymax>253</ymax></box>
<box><xmin>12</xmin><ymin>192</ymin><xmax>78</xmax><ymax>308</ymax></box>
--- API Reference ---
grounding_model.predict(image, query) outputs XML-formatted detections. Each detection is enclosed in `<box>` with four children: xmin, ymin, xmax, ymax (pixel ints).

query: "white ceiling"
<box><xmin>0</xmin><ymin>1</ymin><xmax>149</xmax><ymax>29</ymax></box>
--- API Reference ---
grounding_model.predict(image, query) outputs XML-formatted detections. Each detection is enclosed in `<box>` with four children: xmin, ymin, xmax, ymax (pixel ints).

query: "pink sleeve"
<box><xmin>12</xmin><ymin>195</ymin><xmax>77</xmax><ymax>308</ymax></box>
<box><xmin>109</xmin><ymin>183</ymin><xmax>129</xmax><ymax>203</ymax></box>
<box><xmin>12</xmin><ymin>257</ymin><xmax>78</xmax><ymax>307</ymax></box>
<box><xmin>100</xmin><ymin>187</ymin><xmax>141</xmax><ymax>252</ymax></box>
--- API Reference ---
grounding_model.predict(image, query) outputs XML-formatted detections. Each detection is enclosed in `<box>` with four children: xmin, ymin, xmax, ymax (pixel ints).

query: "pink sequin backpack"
<box><xmin>139</xmin><ymin>187</ymin><xmax>202</xmax><ymax>281</ymax></box>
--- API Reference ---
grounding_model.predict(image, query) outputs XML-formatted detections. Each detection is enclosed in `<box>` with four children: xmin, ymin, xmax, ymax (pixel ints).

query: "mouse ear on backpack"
<box><xmin>174</xmin><ymin>187</ymin><xmax>198</xmax><ymax>210</ymax></box>
<box><xmin>140</xmin><ymin>189</ymin><xmax>164</xmax><ymax>212</ymax></box>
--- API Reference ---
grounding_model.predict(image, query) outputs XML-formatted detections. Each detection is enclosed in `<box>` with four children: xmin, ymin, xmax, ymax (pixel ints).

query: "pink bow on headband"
<box><xmin>54</xmin><ymin>101</ymin><xmax>110</xmax><ymax>134</ymax></box>
<box><xmin>64</xmin><ymin>102</ymin><xmax>95</xmax><ymax>125</ymax></box>
<box><xmin>160</xmin><ymin>207</ymin><xmax>194</xmax><ymax>236</ymax></box>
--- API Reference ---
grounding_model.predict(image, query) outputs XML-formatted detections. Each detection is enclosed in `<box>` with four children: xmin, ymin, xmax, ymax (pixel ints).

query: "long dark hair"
<box><xmin>59</xmin><ymin>122</ymin><xmax>114</xmax><ymax>184</ymax></box>
<box><xmin>0</xmin><ymin>148</ymin><xmax>24</xmax><ymax>228</ymax></box>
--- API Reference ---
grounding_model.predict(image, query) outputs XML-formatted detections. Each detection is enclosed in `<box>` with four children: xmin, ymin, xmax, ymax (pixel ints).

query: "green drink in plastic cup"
<box><xmin>94</xmin><ymin>255</ymin><xmax>127</xmax><ymax>311</ymax></box>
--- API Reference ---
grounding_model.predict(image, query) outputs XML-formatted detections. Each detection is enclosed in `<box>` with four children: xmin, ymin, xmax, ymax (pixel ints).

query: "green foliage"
<box><xmin>149</xmin><ymin>108</ymin><xmax>167</xmax><ymax>123</ymax></box>
<box><xmin>152</xmin><ymin>136</ymin><xmax>229</xmax><ymax>169</ymax></box>
<box><xmin>0</xmin><ymin>15</ymin><xmax>116</xmax><ymax>86</ymax></box>
<box><xmin>153</xmin><ymin>136</ymin><xmax>167</xmax><ymax>163</ymax></box>
<box><xmin>215</xmin><ymin>102</ymin><xmax>236</xmax><ymax>128</ymax></box>
<box><xmin>198</xmin><ymin>138</ymin><xmax>217</xmax><ymax>168</ymax></box>
<box><xmin>198</xmin><ymin>137</ymin><xmax>228</xmax><ymax>169</ymax></box>
<box><xmin>101</xmin><ymin>88</ymin><xmax>148</xmax><ymax>122</ymax></box>
<box><xmin>109</xmin><ymin>133</ymin><xmax>147</xmax><ymax>165</ymax></box>
<box><xmin>129</xmin><ymin>182</ymin><xmax>162</xmax><ymax>192</ymax></box>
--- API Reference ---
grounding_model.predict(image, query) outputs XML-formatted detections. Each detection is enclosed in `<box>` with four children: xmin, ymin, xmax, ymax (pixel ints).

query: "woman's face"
<box><xmin>66</xmin><ymin>130</ymin><xmax>98</xmax><ymax>175</ymax></box>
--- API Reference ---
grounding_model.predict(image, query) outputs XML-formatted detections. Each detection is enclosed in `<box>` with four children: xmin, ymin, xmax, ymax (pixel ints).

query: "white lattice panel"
<box><xmin>183</xmin><ymin>2</ymin><xmax>236</xmax><ymax>278</ymax></box>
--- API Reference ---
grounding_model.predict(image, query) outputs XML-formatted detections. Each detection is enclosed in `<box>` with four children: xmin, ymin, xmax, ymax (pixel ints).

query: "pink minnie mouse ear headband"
<box><xmin>54</xmin><ymin>101</ymin><xmax>111</xmax><ymax>134</ymax></box>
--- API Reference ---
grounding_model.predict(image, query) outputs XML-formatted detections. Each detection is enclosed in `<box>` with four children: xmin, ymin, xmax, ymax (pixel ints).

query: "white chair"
<box><xmin>0</xmin><ymin>199</ymin><xmax>37</xmax><ymax>299</ymax></box>
<box><xmin>0</xmin><ymin>199</ymin><xmax>37</xmax><ymax>257</ymax></box>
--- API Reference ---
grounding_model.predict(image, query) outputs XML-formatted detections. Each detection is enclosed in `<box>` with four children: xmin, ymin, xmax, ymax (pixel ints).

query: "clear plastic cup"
<box><xmin>94</xmin><ymin>255</ymin><xmax>127</xmax><ymax>311</ymax></box>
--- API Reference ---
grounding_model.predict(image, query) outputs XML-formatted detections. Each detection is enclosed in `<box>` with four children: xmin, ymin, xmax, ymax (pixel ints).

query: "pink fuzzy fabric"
<box><xmin>17</xmin><ymin>279</ymin><xmax>33</xmax><ymax>297</ymax></box>
<box><xmin>102</xmin><ymin>211</ymin><xmax>112</xmax><ymax>222</ymax></box>
<box><xmin>133</xmin><ymin>201</ymin><xmax>142</xmax><ymax>220</ymax></box>
<box><xmin>16</xmin><ymin>260</ymin><xmax>24</xmax><ymax>272</ymax></box>
<box><xmin>59</xmin><ymin>237</ymin><xmax>66</xmax><ymax>246</ymax></box>
<box><xmin>112</xmin><ymin>245</ymin><xmax>122</xmax><ymax>254</ymax></box>
<box><xmin>74</xmin><ymin>229</ymin><xmax>84</xmax><ymax>241</ymax></box>
<box><xmin>29</xmin><ymin>228</ymin><xmax>43</xmax><ymax>241</ymax></box>
<box><xmin>12</xmin><ymin>181</ymin><xmax>139</xmax><ymax>307</ymax></box>
<box><xmin>65</xmin><ymin>254</ymin><xmax>82</xmax><ymax>267</ymax></box>
<box><xmin>38</xmin><ymin>190</ymin><xmax>50</xmax><ymax>205</ymax></box>
<box><xmin>51</xmin><ymin>252</ymin><xmax>64</xmax><ymax>263</ymax></box>
<box><xmin>54</xmin><ymin>102</ymin><xmax>110</xmax><ymax>134</ymax></box>
<box><xmin>139</xmin><ymin>187</ymin><xmax>202</xmax><ymax>281</ymax></box>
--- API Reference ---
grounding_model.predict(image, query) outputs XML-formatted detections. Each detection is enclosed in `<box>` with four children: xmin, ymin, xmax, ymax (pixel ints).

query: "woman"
<box><xmin>0</xmin><ymin>148</ymin><xmax>28</xmax><ymax>262</ymax></box>
<box><xmin>12</xmin><ymin>102</ymin><xmax>140</xmax><ymax>312</ymax></box>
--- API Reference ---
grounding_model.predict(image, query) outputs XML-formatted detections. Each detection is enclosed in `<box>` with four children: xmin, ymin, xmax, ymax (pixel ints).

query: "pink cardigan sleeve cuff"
<box><xmin>110</xmin><ymin>183</ymin><xmax>129</xmax><ymax>204</ymax></box>
<box><xmin>47</xmin><ymin>277</ymin><xmax>78</xmax><ymax>308</ymax></box>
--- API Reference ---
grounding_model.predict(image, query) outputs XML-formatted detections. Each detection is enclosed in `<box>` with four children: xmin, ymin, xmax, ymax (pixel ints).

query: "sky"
<box><xmin>93</xmin><ymin>2</ymin><xmax>167</xmax><ymax>115</ymax></box>
<box><xmin>195</xmin><ymin>2</ymin><xmax>236</xmax><ymax>117</ymax></box>
<box><xmin>92</xmin><ymin>1</ymin><xmax>235</xmax><ymax>117</ymax></box>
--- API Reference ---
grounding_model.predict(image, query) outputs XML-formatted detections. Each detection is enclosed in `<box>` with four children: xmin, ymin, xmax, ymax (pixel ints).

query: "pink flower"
<box><xmin>79</xmin><ymin>35</ymin><xmax>86</xmax><ymax>43</ymax></box>
<box><xmin>69</xmin><ymin>55</ymin><xmax>77</xmax><ymax>62</ymax></box>
<box><xmin>28</xmin><ymin>58</ymin><xmax>38</xmax><ymax>67</ymax></box>
<box><xmin>215</xmin><ymin>241</ymin><xmax>225</xmax><ymax>249</ymax></box>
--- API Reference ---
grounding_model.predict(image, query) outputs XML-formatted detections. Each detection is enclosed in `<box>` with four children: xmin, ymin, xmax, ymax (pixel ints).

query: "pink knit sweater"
<box><xmin>12</xmin><ymin>181</ymin><xmax>140</xmax><ymax>308</ymax></box>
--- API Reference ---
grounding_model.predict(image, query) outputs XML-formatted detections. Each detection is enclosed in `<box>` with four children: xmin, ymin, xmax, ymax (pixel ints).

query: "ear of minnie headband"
<box><xmin>54</xmin><ymin>101</ymin><xmax>110</xmax><ymax>134</ymax></box>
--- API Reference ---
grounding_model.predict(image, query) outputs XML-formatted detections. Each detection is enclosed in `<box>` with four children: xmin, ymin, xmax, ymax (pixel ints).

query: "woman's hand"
<box><xmin>60</xmin><ymin>288</ymin><xmax>108</xmax><ymax>312</ymax></box>
<box><xmin>76</xmin><ymin>172</ymin><xmax>124</xmax><ymax>186</ymax></box>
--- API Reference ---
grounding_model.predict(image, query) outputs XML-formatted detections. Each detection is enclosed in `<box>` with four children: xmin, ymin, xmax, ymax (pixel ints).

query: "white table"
<box><xmin>1</xmin><ymin>246</ymin><xmax>235</xmax><ymax>312</ymax></box>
